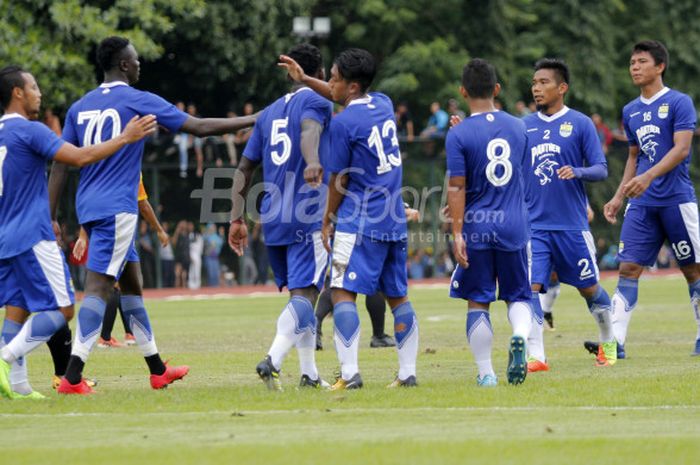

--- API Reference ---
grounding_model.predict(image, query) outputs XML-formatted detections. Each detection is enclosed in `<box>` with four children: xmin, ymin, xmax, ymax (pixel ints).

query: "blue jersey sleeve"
<box><xmin>327</xmin><ymin>119</ymin><xmax>352</xmax><ymax>174</ymax></box>
<box><xmin>136</xmin><ymin>92</ymin><xmax>188</xmax><ymax>133</ymax></box>
<box><xmin>445</xmin><ymin>130</ymin><xmax>466</xmax><ymax>177</ymax></box>
<box><xmin>242</xmin><ymin>122</ymin><xmax>263</xmax><ymax>163</ymax></box>
<box><xmin>62</xmin><ymin>107</ymin><xmax>79</xmax><ymax>145</ymax></box>
<box><xmin>580</xmin><ymin>116</ymin><xmax>607</xmax><ymax>166</ymax></box>
<box><xmin>28</xmin><ymin>122</ymin><xmax>65</xmax><ymax>160</ymax></box>
<box><xmin>301</xmin><ymin>95</ymin><xmax>331</xmax><ymax>127</ymax></box>
<box><xmin>673</xmin><ymin>94</ymin><xmax>697</xmax><ymax>133</ymax></box>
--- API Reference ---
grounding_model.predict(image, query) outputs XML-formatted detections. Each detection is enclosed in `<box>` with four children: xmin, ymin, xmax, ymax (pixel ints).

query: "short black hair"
<box><xmin>461</xmin><ymin>58</ymin><xmax>497</xmax><ymax>99</ymax></box>
<box><xmin>534</xmin><ymin>58</ymin><xmax>570</xmax><ymax>85</ymax></box>
<box><xmin>0</xmin><ymin>65</ymin><xmax>27</xmax><ymax>111</ymax></box>
<box><xmin>632</xmin><ymin>40</ymin><xmax>669</xmax><ymax>77</ymax></box>
<box><xmin>334</xmin><ymin>48</ymin><xmax>376</xmax><ymax>93</ymax></box>
<box><xmin>97</xmin><ymin>36</ymin><xmax>131</xmax><ymax>72</ymax></box>
<box><xmin>287</xmin><ymin>43</ymin><xmax>323</xmax><ymax>77</ymax></box>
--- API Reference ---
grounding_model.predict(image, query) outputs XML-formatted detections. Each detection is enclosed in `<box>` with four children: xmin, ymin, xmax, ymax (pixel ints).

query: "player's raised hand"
<box><xmin>321</xmin><ymin>221</ymin><xmax>334</xmax><ymax>253</ymax></box>
<box><xmin>72</xmin><ymin>236</ymin><xmax>87</xmax><ymax>261</ymax></box>
<box><xmin>449</xmin><ymin>115</ymin><xmax>463</xmax><ymax>128</ymax></box>
<box><xmin>603</xmin><ymin>196</ymin><xmax>623</xmax><ymax>224</ymax></box>
<box><xmin>228</xmin><ymin>220</ymin><xmax>248</xmax><ymax>256</ymax></box>
<box><xmin>453</xmin><ymin>233</ymin><xmax>469</xmax><ymax>269</ymax></box>
<box><xmin>278</xmin><ymin>55</ymin><xmax>306</xmax><ymax>82</ymax></box>
<box><xmin>557</xmin><ymin>165</ymin><xmax>576</xmax><ymax>180</ymax></box>
<box><xmin>121</xmin><ymin>115</ymin><xmax>158</xmax><ymax>144</ymax></box>
<box><xmin>622</xmin><ymin>172</ymin><xmax>652</xmax><ymax>198</ymax></box>
<box><xmin>304</xmin><ymin>162</ymin><xmax>323</xmax><ymax>187</ymax></box>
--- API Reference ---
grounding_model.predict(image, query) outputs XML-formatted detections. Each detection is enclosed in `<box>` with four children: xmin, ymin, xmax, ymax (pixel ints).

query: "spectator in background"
<box><xmin>408</xmin><ymin>249</ymin><xmax>428</xmax><ymax>279</ymax></box>
<box><xmin>447</xmin><ymin>98</ymin><xmax>466</xmax><ymax>120</ymax></box>
<box><xmin>174</xmin><ymin>101</ymin><xmax>189</xmax><ymax>178</ymax></box>
<box><xmin>599</xmin><ymin>245</ymin><xmax>619</xmax><ymax>271</ymax></box>
<box><xmin>435</xmin><ymin>250</ymin><xmax>454</xmax><ymax>277</ymax></box>
<box><xmin>515</xmin><ymin>100</ymin><xmax>531</xmax><ymax>117</ymax></box>
<box><xmin>528</xmin><ymin>101</ymin><xmax>537</xmax><ymax>113</ymax></box>
<box><xmin>138</xmin><ymin>220</ymin><xmax>156</xmax><ymax>289</ymax></box>
<box><xmin>172</xmin><ymin>220</ymin><xmax>191</xmax><ymax>288</ymax></box>
<box><xmin>395</xmin><ymin>102</ymin><xmax>414</xmax><ymax>141</ymax></box>
<box><xmin>160</xmin><ymin>221</ymin><xmax>175</xmax><ymax>287</ymax></box>
<box><xmin>611</xmin><ymin>119</ymin><xmax>629</xmax><ymax>143</ymax></box>
<box><xmin>421</xmin><ymin>101</ymin><xmax>449</xmax><ymax>138</ymax></box>
<box><xmin>250</xmin><ymin>222</ymin><xmax>269</xmax><ymax>285</ymax></box>
<box><xmin>591</xmin><ymin>113</ymin><xmax>613</xmax><ymax>154</ymax></box>
<box><xmin>186</xmin><ymin>103</ymin><xmax>205</xmax><ymax>177</ymax></box>
<box><xmin>43</xmin><ymin>107</ymin><xmax>62</xmax><ymax>136</ymax></box>
<box><xmin>222</xmin><ymin>110</ymin><xmax>239</xmax><ymax>166</ymax></box>
<box><xmin>655</xmin><ymin>245</ymin><xmax>676</xmax><ymax>269</ymax></box>
<box><xmin>188</xmin><ymin>221</ymin><xmax>203</xmax><ymax>289</ymax></box>
<box><xmin>204</xmin><ymin>223</ymin><xmax>223</xmax><ymax>286</ymax></box>
<box><xmin>235</xmin><ymin>102</ymin><xmax>255</xmax><ymax>153</ymax></box>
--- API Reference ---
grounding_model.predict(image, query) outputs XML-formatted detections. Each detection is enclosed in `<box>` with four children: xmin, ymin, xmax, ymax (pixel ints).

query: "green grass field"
<box><xmin>2</xmin><ymin>276</ymin><xmax>700</xmax><ymax>464</ymax></box>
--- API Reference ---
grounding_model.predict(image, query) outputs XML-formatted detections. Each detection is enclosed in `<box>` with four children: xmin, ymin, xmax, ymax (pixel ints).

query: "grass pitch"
<box><xmin>2</xmin><ymin>275</ymin><xmax>700</xmax><ymax>464</ymax></box>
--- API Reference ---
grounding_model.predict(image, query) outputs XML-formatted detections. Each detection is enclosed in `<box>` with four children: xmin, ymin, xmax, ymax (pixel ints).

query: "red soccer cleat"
<box><xmin>150</xmin><ymin>363</ymin><xmax>190</xmax><ymax>389</ymax></box>
<box><xmin>527</xmin><ymin>358</ymin><xmax>550</xmax><ymax>373</ymax></box>
<box><xmin>56</xmin><ymin>377</ymin><xmax>95</xmax><ymax>395</ymax></box>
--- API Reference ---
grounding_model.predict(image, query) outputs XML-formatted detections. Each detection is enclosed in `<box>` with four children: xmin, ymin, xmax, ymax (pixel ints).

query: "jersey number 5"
<box><xmin>369</xmin><ymin>120</ymin><xmax>401</xmax><ymax>174</ymax></box>
<box><xmin>0</xmin><ymin>145</ymin><xmax>7</xmax><ymax>197</ymax></box>
<box><xmin>485</xmin><ymin>138</ymin><xmax>513</xmax><ymax>187</ymax></box>
<box><xmin>77</xmin><ymin>109</ymin><xmax>122</xmax><ymax>147</ymax></box>
<box><xmin>270</xmin><ymin>118</ymin><xmax>292</xmax><ymax>165</ymax></box>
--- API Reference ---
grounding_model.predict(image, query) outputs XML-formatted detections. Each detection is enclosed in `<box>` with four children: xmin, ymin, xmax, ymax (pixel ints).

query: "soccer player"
<box><xmin>228</xmin><ymin>43</ymin><xmax>331</xmax><ymax>390</ymax></box>
<box><xmin>446</xmin><ymin>58</ymin><xmax>532</xmax><ymax>387</ymax></box>
<box><xmin>523</xmin><ymin>58</ymin><xmax>616</xmax><ymax>371</ymax></box>
<box><xmin>48</xmin><ymin>36</ymin><xmax>257</xmax><ymax>394</ymax></box>
<box><xmin>598</xmin><ymin>40</ymin><xmax>700</xmax><ymax>356</ymax></box>
<box><xmin>278</xmin><ymin>48</ymin><xmax>420</xmax><ymax>389</ymax></box>
<box><xmin>0</xmin><ymin>65</ymin><xmax>156</xmax><ymax>399</ymax></box>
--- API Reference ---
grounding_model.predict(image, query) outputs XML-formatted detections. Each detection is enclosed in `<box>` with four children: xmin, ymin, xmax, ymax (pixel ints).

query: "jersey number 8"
<box><xmin>485</xmin><ymin>138</ymin><xmax>512</xmax><ymax>187</ymax></box>
<box><xmin>77</xmin><ymin>109</ymin><xmax>122</xmax><ymax>147</ymax></box>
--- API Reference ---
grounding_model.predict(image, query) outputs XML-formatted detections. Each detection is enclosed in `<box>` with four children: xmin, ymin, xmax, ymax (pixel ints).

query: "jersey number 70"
<box><xmin>77</xmin><ymin>109</ymin><xmax>123</xmax><ymax>147</ymax></box>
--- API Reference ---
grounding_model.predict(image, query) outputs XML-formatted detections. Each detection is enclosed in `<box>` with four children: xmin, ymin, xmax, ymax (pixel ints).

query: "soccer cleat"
<box><xmin>585</xmin><ymin>341</ymin><xmax>625</xmax><ymax>359</ymax></box>
<box><xmin>507</xmin><ymin>335</ymin><xmax>527</xmax><ymax>385</ymax></box>
<box><xmin>476</xmin><ymin>374</ymin><xmax>498</xmax><ymax>387</ymax></box>
<box><xmin>387</xmin><ymin>375</ymin><xmax>418</xmax><ymax>388</ymax></box>
<box><xmin>527</xmin><ymin>357</ymin><xmax>550</xmax><ymax>373</ymax></box>
<box><xmin>691</xmin><ymin>339</ymin><xmax>700</xmax><ymax>356</ymax></box>
<box><xmin>370</xmin><ymin>334</ymin><xmax>396</xmax><ymax>348</ymax></box>
<box><xmin>52</xmin><ymin>375</ymin><xmax>97</xmax><ymax>390</ymax></box>
<box><xmin>57</xmin><ymin>377</ymin><xmax>95</xmax><ymax>395</ymax></box>
<box><xmin>10</xmin><ymin>390</ymin><xmax>46</xmax><ymax>400</ymax></box>
<box><xmin>124</xmin><ymin>333</ymin><xmax>137</xmax><ymax>346</ymax></box>
<box><xmin>543</xmin><ymin>312</ymin><xmax>555</xmax><ymax>330</ymax></box>
<box><xmin>595</xmin><ymin>341</ymin><xmax>618</xmax><ymax>367</ymax></box>
<box><xmin>97</xmin><ymin>337</ymin><xmax>125</xmax><ymax>348</ymax></box>
<box><xmin>150</xmin><ymin>363</ymin><xmax>190</xmax><ymax>389</ymax></box>
<box><xmin>256</xmin><ymin>356</ymin><xmax>282</xmax><ymax>391</ymax></box>
<box><xmin>298</xmin><ymin>374</ymin><xmax>330</xmax><ymax>389</ymax></box>
<box><xmin>330</xmin><ymin>372</ymin><xmax>363</xmax><ymax>390</ymax></box>
<box><xmin>0</xmin><ymin>359</ymin><xmax>12</xmax><ymax>398</ymax></box>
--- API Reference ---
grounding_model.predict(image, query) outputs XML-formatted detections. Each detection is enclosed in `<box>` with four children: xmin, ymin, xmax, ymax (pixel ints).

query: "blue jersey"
<box><xmin>243</xmin><ymin>87</ymin><xmax>332</xmax><ymax>246</ymax></box>
<box><xmin>326</xmin><ymin>92</ymin><xmax>407</xmax><ymax>241</ymax></box>
<box><xmin>622</xmin><ymin>87</ymin><xmax>697</xmax><ymax>206</ymax></box>
<box><xmin>445</xmin><ymin>111</ymin><xmax>529</xmax><ymax>251</ymax></box>
<box><xmin>63</xmin><ymin>82</ymin><xmax>188</xmax><ymax>223</ymax></box>
<box><xmin>0</xmin><ymin>114</ymin><xmax>64</xmax><ymax>258</ymax></box>
<box><xmin>523</xmin><ymin>107</ymin><xmax>606</xmax><ymax>230</ymax></box>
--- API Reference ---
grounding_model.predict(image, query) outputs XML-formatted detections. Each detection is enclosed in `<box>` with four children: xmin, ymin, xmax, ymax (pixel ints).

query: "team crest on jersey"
<box><xmin>559</xmin><ymin>122</ymin><xmax>573</xmax><ymax>138</ymax></box>
<box><xmin>658</xmin><ymin>103</ymin><xmax>669</xmax><ymax>119</ymax></box>
<box><xmin>641</xmin><ymin>139</ymin><xmax>659</xmax><ymax>162</ymax></box>
<box><xmin>486</xmin><ymin>114</ymin><xmax>495</xmax><ymax>122</ymax></box>
<box><xmin>534</xmin><ymin>159</ymin><xmax>560</xmax><ymax>185</ymax></box>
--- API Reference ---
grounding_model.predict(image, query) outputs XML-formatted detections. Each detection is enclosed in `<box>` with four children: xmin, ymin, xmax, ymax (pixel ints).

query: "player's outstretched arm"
<box><xmin>300</xmin><ymin>119</ymin><xmax>323</xmax><ymax>187</ymax></box>
<box><xmin>181</xmin><ymin>112</ymin><xmax>259</xmax><ymax>138</ymax></box>
<box><xmin>48</xmin><ymin>161</ymin><xmax>69</xmax><ymax>225</ymax></box>
<box><xmin>321</xmin><ymin>173</ymin><xmax>348</xmax><ymax>252</ymax></box>
<box><xmin>228</xmin><ymin>156</ymin><xmax>258</xmax><ymax>255</ymax></box>
<box><xmin>604</xmin><ymin>145</ymin><xmax>639</xmax><ymax>224</ymax></box>
<box><xmin>278</xmin><ymin>55</ymin><xmax>332</xmax><ymax>101</ymax></box>
<box><xmin>622</xmin><ymin>130</ymin><xmax>693</xmax><ymax>198</ymax></box>
<box><xmin>447</xmin><ymin>176</ymin><xmax>468</xmax><ymax>268</ymax></box>
<box><xmin>53</xmin><ymin>115</ymin><xmax>157</xmax><ymax>168</ymax></box>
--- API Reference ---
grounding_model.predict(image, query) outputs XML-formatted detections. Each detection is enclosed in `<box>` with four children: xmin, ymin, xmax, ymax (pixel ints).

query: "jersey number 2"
<box><xmin>77</xmin><ymin>109</ymin><xmax>122</xmax><ymax>146</ymax></box>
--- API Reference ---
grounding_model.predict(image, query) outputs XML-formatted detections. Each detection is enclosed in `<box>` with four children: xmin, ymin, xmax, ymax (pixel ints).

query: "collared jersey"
<box><xmin>523</xmin><ymin>106</ymin><xmax>606</xmax><ymax>230</ymax></box>
<box><xmin>446</xmin><ymin>110</ymin><xmax>529</xmax><ymax>251</ymax></box>
<box><xmin>243</xmin><ymin>87</ymin><xmax>332</xmax><ymax>245</ymax></box>
<box><xmin>63</xmin><ymin>82</ymin><xmax>188</xmax><ymax>224</ymax></box>
<box><xmin>326</xmin><ymin>92</ymin><xmax>407</xmax><ymax>241</ymax></box>
<box><xmin>0</xmin><ymin>114</ymin><xmax>64</xmax><ymax>258</ymax></box>
<box><xmin>622</xmin><ymin>87</ymin><xmax>697</xmax><ymax>206</ymax></box>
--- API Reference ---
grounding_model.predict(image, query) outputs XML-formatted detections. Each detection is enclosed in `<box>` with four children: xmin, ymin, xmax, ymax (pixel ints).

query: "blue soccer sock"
<box><xmin>586</xmin><ymin>285</ymin><xmax>614</xmax><ymax>342</ymax></box>
<box><xmin>527</xmin><ymin>291</ymin><xmax>546</xmax><ymax>362</ymax></box>
<box><xmin>688</xmin><ymin>279</ymin><xmax>700</xmax><ymax>340</ymax></box>
<box><xmin>611</xmin><ymin>277</ymin><xmax>638</xmax><ymax>344</ymax></box>
<box><xmin>391</xmin><ymin>301</ymin><xmax>419</xmax><ymax>380</ymax></box>
<box><xmin>72</xmin><ymin>295</ymin><xmax>107</xmax><ymax>362</ymax></box>
<box><xmin>466</xmin><ymin>309</ymin><xmax>494</xmax><ymax>378</ymax></box>
<box><xmin>121</xmin><ymin>295</ymin><xmax>158</xmax><ymax>357</ymax></box>
<box><xmin>1</xmin><ymin>311</ymin><xmax>66</xmax><ymax>363</ymax></box>
<box><xmin>333</xmin><ymin>301</ymin><xmax>360</xmax><ymax>380</ymax></box>
<box><xmin>268</xmin><ymin>296</ymin><xmax>315</xmax><ymax>370</ymax></box>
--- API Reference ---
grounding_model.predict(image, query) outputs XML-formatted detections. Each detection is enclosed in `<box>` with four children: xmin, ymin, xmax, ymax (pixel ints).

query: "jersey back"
<box><xmin>446</xmin><ymin>111</ymin><xmax>529</xmax><ymax>251</ymax></box>
<box><xmin>63</xmin><ymin>82</ymin><xmax>188</xmax><ymax>223</ymax></box>
<box><xmin>524</xmin><ymin>107</ymin><xmax>605</xmax><ymax>230</ymax></box>
<box><xmin>243</xmin><ymin>88</ymin><xmax>332</xmax><ymax>245</ymax></box>
<box><xmin>326</xmin><ymin>92</ymin><xmax>407</xmax><ymax>241</ymax></box>
<box><xmin>0</xmin><ymin>115</ymin><xmax>64</xmax><ymax>258</ymax></box>
<box><xmin>622</xmin><ymin>87</ymin><xmax>697</xmax><ymax>206</ymax></box>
